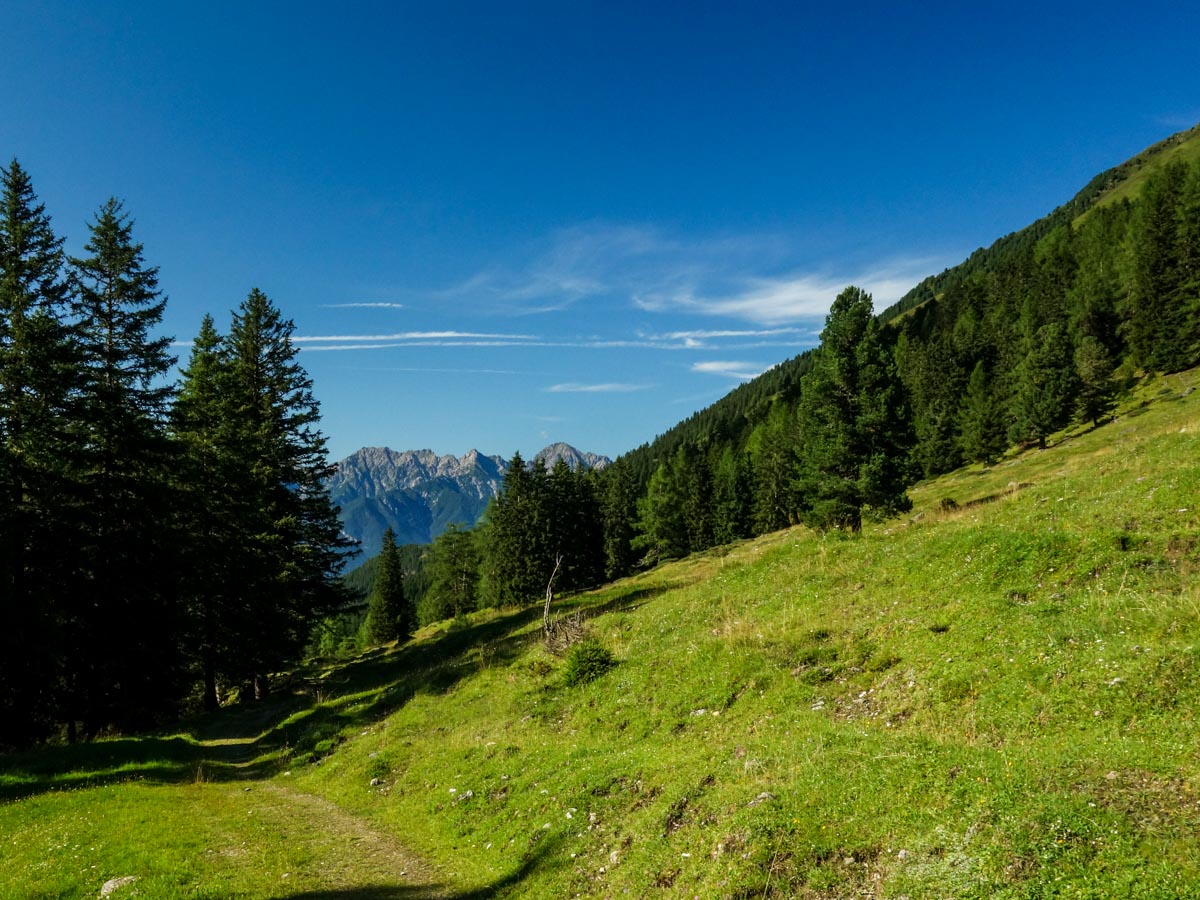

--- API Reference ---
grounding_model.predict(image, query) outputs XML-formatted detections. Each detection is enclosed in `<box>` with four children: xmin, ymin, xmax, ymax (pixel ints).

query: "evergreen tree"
<box><xmin>546</xmin><ymin>460</ymin><xmax>604</xmax><ymax>592</ymax></box>
<box><xmin>173</xmin><ymin>314</ymin><xmax>246</xmax><ymax>709</ymax></box>
<box><xmin>421</xmin><ymin>524</ymin><xmax>481</xmax><ymax>624</ymax></box>
<box><xmin>958</xmin><ymin>360</ymin><xmax>1008</xmax><ymax>465</ymax></box>
<box><xmin>599</xmin><ymin>460</ymin><xmax>638</xmax><ymax>580</ymax></box>
<box><xmin>795</xmin><ymin>286</ymin><xmax>913</xmax><ymax>532</ymax></box>
<box><xmin>365</xmin><ymin>527</ymin><xmax>407</xmax><ymax>643</ymax></box>
<box><xmin>712</xmin><ymin>446</ymin><xmax>751</xmax><ymax>545</ymax></box>
<box><xmin>0</xmin><ymin>160</ymin><xmax>78</xmax><ymax>745</ymax></box>
<box><xmin>66</xmin><ymin>198</ymin><xmax>182</xmax><ymax>732</ymax></box>
<box><xmin>483</xmin><ymin>451</ymin><xmax>551</xmax><ymax>606</ymax></box>
<box><xmin>675</xmin><ymin>445</ymin><xmax>714</xmax><ymax>553</ymax></box>
<box><xmin>1128</xmin><ymin>162</ymin><xmax>1189</xmax><ymax>372</ymax></box>
<box><xmin>1073</xmin><ymin>335</ymin><xmax>1117</xmax><ymax>427</ymax></box>
<box><xmin>1009</xmin><ymin>322</ymin><xmax>1076</xmax><ymax>450</ymax></box>
<box><xmin>632</xmin><ymin>460</ymin><xmax>688</xmax><ymax>564</ymax></box>
<box><xmin>750</xmin><ymin>403</ymin><xmax>797</xmax><ymax>535</ymax></box>
<box><xmin>213</xmin><ymin>290</ymin><xmax>354</xmax><ymax>696</ymax></box>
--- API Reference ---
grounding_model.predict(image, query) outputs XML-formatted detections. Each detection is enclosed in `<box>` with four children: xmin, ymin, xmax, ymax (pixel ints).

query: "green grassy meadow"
<box><xmin>4</xmin><ymin>368</ymin><xmax>1200</xmax><ymax>898</ymax></box>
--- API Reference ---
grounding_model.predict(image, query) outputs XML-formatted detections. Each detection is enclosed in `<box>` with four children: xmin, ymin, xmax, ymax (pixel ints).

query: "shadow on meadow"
<box><xmin>0</xmin><ymin>580</ymin><xmax>678</xmax><ymax>803</ymax></box>
<box><xmin>266</xmin><ymin>832</ymin><xmax>567</xmax><ymax>900</ymax></box>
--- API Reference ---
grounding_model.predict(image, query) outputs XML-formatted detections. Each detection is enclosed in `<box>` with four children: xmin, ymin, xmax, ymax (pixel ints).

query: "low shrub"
<box><xmin>562</xmin><ymin>638</ymin><xmax>616</xmax><ymax>686</ymax></box>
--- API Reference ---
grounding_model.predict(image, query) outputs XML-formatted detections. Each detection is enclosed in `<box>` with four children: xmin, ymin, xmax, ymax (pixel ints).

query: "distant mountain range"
<box><xmin>327</xmin><ymin>442</ymin><xmax>610</xmax><ymax>558</ymax></box>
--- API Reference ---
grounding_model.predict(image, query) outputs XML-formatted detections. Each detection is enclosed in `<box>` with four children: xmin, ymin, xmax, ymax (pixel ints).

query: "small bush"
<box><xmin>562</xmin><ymin>638</ymin><xmax>616</xmax><ymax>687</ymax></box>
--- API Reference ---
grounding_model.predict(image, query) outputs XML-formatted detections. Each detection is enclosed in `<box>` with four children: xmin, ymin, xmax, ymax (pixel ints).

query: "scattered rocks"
<box><xmin>100</xmin><ymin>876</ymin><xmax>137</xmax><ymax>897</ymax></box>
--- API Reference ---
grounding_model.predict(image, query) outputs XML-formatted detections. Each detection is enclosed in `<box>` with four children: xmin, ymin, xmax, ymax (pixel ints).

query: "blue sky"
<box><xmin>4</xmin><ymin>1</ymin><xmax>1199</xmax><ymax>461</ymax></box>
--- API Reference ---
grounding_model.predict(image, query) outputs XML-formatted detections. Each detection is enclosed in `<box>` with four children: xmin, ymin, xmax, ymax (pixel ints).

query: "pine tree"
<box><xmin>421</xmin><ymin>523</ymin><xmax>481</xmax><ymax>624</ymax></box>
<box><xmin>365</xmin><ymin>527</ymin><xmax>407</xmax><ymax>643</ymax></box>
<box><xmin>216</xmin><ymin>290</ymin><xmax>354</xmax><ymax>696</ymax></box>
<box><xmin>173</xmin><ymin>314</ymin><xmax>247</xmax><ymax>710</ymax></box>
<box><xmin>1128</xmin><ymin>162</ymin><xmax>1189</xmax><ymax>372</ymax></box>
<box><xmin>1009</xmin><ymin>322</ymin><xmax>1076</xmax><ymax>450</ymax></box>
<box><xmin>958</xmin><ymin>361</ymin><xmax>1008</xmax><ymax>465</ymax></box>
<box><xmin>632</xmin><ymin>460</ymin><xmax>688</xmax><ymax>564</ymax></box>
<box><xmin>483</xmin><ymin>451</ymin><xmax>552</xmax><ymax>606</ymax></box>
<box><xmin>66</xmin><ymin>197</ymin><xmax>183</xmax><ymax>733</ymax></box>
<box><xmin>750</xmin><ymin>403</ymin><xmax>797</xmax><ymax>535</ymax></box>
<box><xmin>795</xmin><ymin>286</ymin><xmax>913</xmax><ymax>532</ymax></box>
<box><xmin>712</xmin><ymin>446</ymin><xmax>751</xmax><ymax>545</ymax></box>
<box><xmin>1073</xmin><ymin>336</ymin><xmax>1116</xmax><ymax>427</ymax></box>
<box><xmin>599</xmin><ymin>461</ymin><xmax>637</xmax><ymax>580</ymax></box>
<box><xmin>0</xmin><ymin>160</ymin><xmax>78</xmax><ymax>745</ymax></box>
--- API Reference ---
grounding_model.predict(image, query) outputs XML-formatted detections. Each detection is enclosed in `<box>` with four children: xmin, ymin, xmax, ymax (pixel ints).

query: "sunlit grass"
<box><xmin>4</xmin><ymin>367</ymin><xmax>1200</xmax><ymax>897</ymax></box>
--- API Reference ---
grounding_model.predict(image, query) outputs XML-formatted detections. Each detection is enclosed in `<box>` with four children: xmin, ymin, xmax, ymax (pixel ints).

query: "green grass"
<box><xmin>1076</xmin><ymin>122</ymin><xmax>1200</xmax><ymax>221</ymax></box>
<box><xmin>4</xmin><ymin>367</ymin><xmax>1200</xmax><ymax>897</ymax></box>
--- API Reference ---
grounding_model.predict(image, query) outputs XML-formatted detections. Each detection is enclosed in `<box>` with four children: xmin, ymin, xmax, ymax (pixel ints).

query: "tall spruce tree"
<box><xmin>712</xmin><ymin>446</ymin><xmax>751</xmax><ymax>545</ymax></box>
<box><xmin>483</xmin><ymin>451</ymin><xmax>551</xmax><ymax>606</ymax></box>
<box><xmin>365</xmin><ymin>527</ymin><xmax>407</xmax><ymax>643</ymax></box>
<box><xmin>958</xmin><ymin>360</ymin><xmax>1008</xmax><ymax>465</ymax></box>
<box><xmin>1128</xmin><ymin>162</ymin><xmax>1189</xmax><ymax>372</ymax></box>
<box><xmin>1009</xmin><ymin>322</ymin><xmax>1076</xmax><ymax>450</ymax></box>
<box><xmin>173</xmin><ymin>314</ymin><xmax>243</xmax><ymax>710</ymax></box>
<box><xmin>229</xmin><ymin>289</ymin><xmax>354</xmax><ymax>692</ymax></box>
<box><xmin>66</xmin><ymin>198</ymin><xmax>182</xmax><ymax>733</ymax></box>
<box><xmin>0</xmin><ymin>160</ymin><xmax>78</xmax><ymax>745</ymax></box>
<box><xmin>750</xmin><ymin>403</ymin><xmax>798</xmax><ymax>535</ymax></box>
<box><xmin>421</xmin><ymin>524</ymin><xmax>481</xmax><ymax>624</ymax></box>
<box><xmin>795</xmin><ymin>286</ymin><xmax>913</xmax><ymax>532</ymax></box>
<box><xmin>1073</xmin><ymin>335</ymin><xmax>1117</xmax><ymax>427</ymax></box>
<box><xmin>632</xmin><ymin>460</ymin><xmax>688</xmax><ymax>564</ymax></box>
<box><xmin>599</xmin><ymin>460</ymin><xmax>638</xmax><ymax>580</ymax></box>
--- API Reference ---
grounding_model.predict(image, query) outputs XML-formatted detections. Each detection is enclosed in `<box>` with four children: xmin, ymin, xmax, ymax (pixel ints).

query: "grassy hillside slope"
<box><xmin>3</xmin><ymin>369</ymin><xmax>1199</xmax><ymax>898</ymax></box>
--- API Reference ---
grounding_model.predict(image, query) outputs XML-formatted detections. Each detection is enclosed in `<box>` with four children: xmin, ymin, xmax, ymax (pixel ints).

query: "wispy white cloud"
<box><xmin>445</xmin><ymin>222</ymin><xmax>942</xmax><ymax>325</ymax></box>
<box><xmin>544</xmin><ymin>382</ymin><xmax>652</xmax><ymax>393</ymax></box>
<box><xmin>292</xmin><ymin>330</ymin><xmax>536</xmax><ymax>343</ymax></box>
<box><xmin>691</xmin><ymin>360</ymin><xmax>772</xmax><ymax>381</ymax></box>
<box><xmin>338</xmin><ymin>366</ymin><xmax>523</xmax><ymax>375</ymax></box>
<box><xmin>321</xmin><ymin>302</ymin><xmax>406</xmax><ymax>309</ymax></box>
<box><xmin>635</xmin><ymin>260</ymin><xmax>939</xmax><ymax>326</ymax></box>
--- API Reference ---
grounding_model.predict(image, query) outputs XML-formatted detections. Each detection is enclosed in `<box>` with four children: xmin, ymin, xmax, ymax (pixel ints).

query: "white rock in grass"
<box><xmin>100</xmin><ymin>876</ymin><xmax>137</xmax><ymax>897</ymax></box>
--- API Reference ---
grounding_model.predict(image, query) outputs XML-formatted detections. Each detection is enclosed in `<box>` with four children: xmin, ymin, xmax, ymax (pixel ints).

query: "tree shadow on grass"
<box><xmin>267</xmin><ymin>832</ymin><xmax>566</xmax><ymax>900</ymax></box>
<box><xmin>0</xmin><ymin>579</ymin><xmax>686</xmax><ymax>802</ymax></box>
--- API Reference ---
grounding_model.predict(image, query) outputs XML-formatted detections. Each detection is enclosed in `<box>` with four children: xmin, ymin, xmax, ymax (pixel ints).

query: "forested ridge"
<box><xmin>0</xmin><ymin>161</ymin><xmax>353</xmax><ymax>748</ymax></box>
<box><xmin>357</xmin><ymin>124</ymin><xmax>1200</xmax><ymax>635</ymax></box>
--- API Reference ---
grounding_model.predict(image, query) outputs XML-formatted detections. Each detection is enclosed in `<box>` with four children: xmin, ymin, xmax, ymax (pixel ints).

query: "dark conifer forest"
<box><xmin>0</xmin><ymin>161</ymin><xmax>354</xmax><ymax>747</ymax></box>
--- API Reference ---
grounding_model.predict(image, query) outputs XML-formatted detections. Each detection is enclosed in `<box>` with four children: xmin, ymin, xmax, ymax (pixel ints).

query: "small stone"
<box><xmin>897</xmin><ymin>849</ymin><xmax>908</xmax><ymax>860</ymax></box>
<box><xmin>100</xmin><ymin>876</ymin><xmax>138</xmax><ymax>897</ymax></box>
<box><xmin>370</xmin><ymin>777</ymin><xmax>382</xmax><ymax>786</ymax></box>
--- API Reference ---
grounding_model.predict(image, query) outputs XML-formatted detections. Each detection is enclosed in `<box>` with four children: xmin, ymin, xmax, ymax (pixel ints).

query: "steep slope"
<box><xmin>297</xmin><ymin>367</ymin><xmax>1200</xmax><ymax>897</ymax></box>
<box><xmin>618</xmin><ymin>121</ymin><xmax>1200</xmax><ymax>489</ymax></box>
<box><xmin>7</xmin><ymin>370</ymin><xmax>1198</xmax><ymax>899</ymax></box>
<box><xmin>329</xmin><ymin>443</ymin><xmax>612</xmax><ymax>556</ymax></box>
